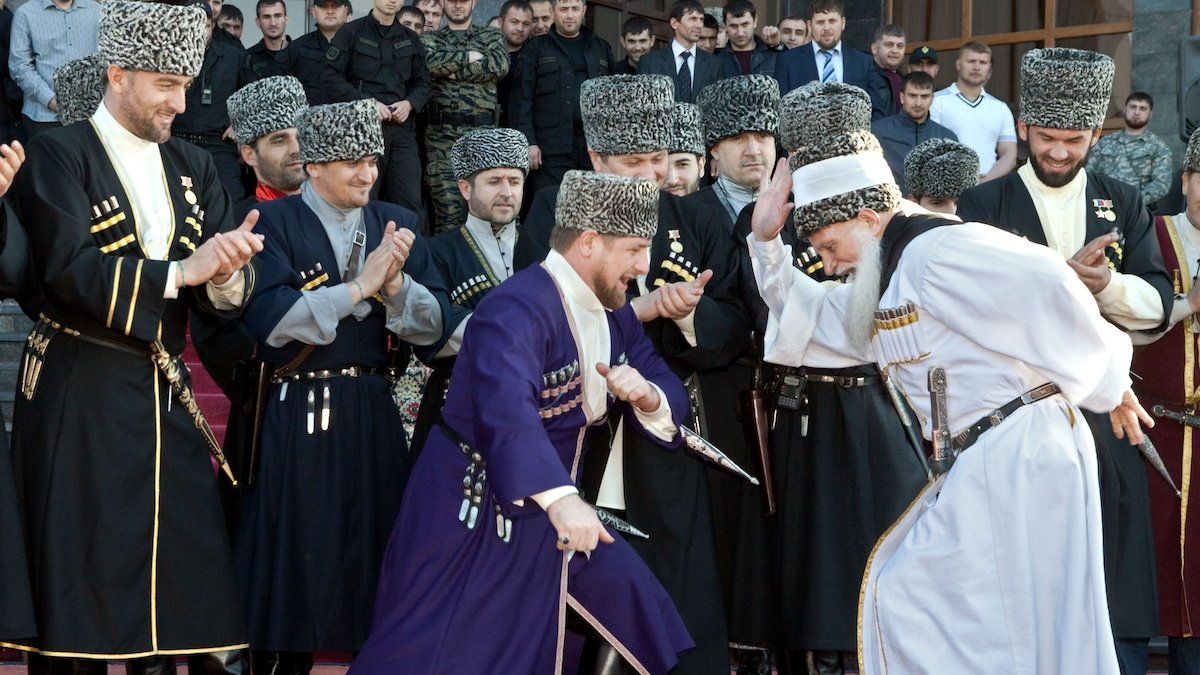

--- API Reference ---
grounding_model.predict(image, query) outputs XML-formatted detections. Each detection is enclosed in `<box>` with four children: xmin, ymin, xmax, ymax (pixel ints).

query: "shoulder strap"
<box><xmin>878</xmin><ymin>213</ymin><xmax>959</xmax><ymax>295</ymax></box>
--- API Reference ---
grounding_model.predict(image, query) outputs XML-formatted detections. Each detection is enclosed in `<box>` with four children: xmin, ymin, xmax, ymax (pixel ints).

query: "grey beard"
<box><xmin>845</xmin><ymin>229</ymin><xmax>883</xmax><ymax>353</ymax></box>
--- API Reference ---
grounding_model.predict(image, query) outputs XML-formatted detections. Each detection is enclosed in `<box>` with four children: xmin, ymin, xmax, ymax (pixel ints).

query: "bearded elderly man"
<box><xmin>3</xmin><ymin>2</ymin><xmax>263</xmax><ymax>673</ymax></box>
<box><xmin>352</xmin><ymin>171</ymin><xmax>693</xmax><ymax>674</ymax></box>
<box><xmin>957</xmin><ymin>49</ymin><xmax>1173</xmax><ymax>674</ymax></box>
<box><xmin>745</xmin><ymin>94</ymin><xmax>1146</xmax><ymax>675</ymax></box>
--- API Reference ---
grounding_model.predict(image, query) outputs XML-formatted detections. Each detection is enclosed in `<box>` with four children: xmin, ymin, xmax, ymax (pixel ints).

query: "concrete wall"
<box><xmin>1132</xmin><ymin>0</ymin><xmax>1192</xmax><ymax>207</ymax></box>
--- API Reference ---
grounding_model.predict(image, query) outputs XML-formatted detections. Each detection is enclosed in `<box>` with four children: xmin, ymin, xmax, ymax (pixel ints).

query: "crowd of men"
<box><xmin>0</xmin><ymin>0</ymin><xmax>1196</xmax><ymax>674</ymax></box>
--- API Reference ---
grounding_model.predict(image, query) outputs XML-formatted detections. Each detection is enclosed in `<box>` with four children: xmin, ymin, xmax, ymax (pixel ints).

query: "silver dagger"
<box><xmin>595</xmin><ymin>506</ymin><xmax>649</xmax><ymax>539</ymax></box>
<box><xmin>681</xmin><ymin>424</ymin><xmax>760</xmax><ymax>485</ymax></box>
<box><xmin>927</xmin><ymin>366</ymin><xmax>955</xmax><ymax>476</ymax></box>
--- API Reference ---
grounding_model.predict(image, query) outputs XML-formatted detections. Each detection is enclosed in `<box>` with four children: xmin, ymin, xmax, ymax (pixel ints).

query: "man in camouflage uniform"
<box><xmin>1089</xmin><ymin>91</ymin><xmax>1174</xmax><ymax>208</ymax></box>
<box><xmin>422</xmin><ymin>0</ymin><xmax>508</xmax><ymax>233</ymax></box>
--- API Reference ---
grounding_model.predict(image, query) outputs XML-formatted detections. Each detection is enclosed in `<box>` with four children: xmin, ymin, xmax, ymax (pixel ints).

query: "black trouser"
<box><xmin>21</xmin><ymin>115</ymin><xmax>56</xmax><ymax>138</ymax></box>
<box><xmin>376</xmin><ymin>119</ymin><xmax>424</xmax><ymax>219</ymax></box>
<box><xmin>250</xmin><ymin>650</ymin><xmax>313</xmax><ymax>675</ymax></box>
<box><xmin>532</xmin><ymin>134</ymin><xmax>590</xmax><ymax>193</ymax></box>
<box><xmin>27</xmin><ymin>649</ymin><xmax>249</xmax><ymax>675</ymax></box>
<box><xmin>182</xmin><ymin>136</ymin><xmax>246</xmax><ymax>205</ymax></box>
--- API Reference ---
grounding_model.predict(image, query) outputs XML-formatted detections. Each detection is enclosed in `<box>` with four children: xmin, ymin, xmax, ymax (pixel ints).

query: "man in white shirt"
<box><xmin>637</xmin><ymin>0</ymin><xmax>723</xmax><ymax>103</ymax></box>
<box><xmin>929</xmin><ymin>41</ymin><xmax>1017</xmax><ymax>182</ymax></box>
<box><xmin>3</xmin><ymin>2</ymin><xmax>261</xmax><ymax>673</ymax></box>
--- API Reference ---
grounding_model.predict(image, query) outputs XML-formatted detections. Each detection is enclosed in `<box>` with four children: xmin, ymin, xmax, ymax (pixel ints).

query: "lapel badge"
<box><xmin>668</xmin><ymin>229</ymin><xmax>683</xmax><ymax>254</ymax></box>
<box><xmin>181</xmin><ymin>176</ymin><xmax>197</xmax><ymax>205</ymax></box>
<box><xmin>1092</xmin><ymin>198</ymin><xmax>1116</xmax><ymax>222</ymax></box>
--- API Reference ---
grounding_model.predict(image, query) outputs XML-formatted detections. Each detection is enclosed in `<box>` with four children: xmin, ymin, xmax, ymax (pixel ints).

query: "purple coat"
<box><xmin>351</xmin><ymin>263</ymin><xmax>694</xmax><ymax>674</ymax></box>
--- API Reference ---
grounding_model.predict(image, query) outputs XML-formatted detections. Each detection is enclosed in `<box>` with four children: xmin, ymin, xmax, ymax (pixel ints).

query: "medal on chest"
<box><xmin>1092</xmin><ymin>198</ymin><xmax>1116</xmax><ymax>222</ymax></box>
<box><xmin>181</xmin><ymin>175</ymin><xmax>197</xmax><ymax>205</ymax></box>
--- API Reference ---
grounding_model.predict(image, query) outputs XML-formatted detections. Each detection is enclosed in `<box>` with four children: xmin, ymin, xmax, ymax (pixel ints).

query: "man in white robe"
<box><xmin>745</xmin><ymin>81</ymin><xmax>1149</xmax><ymax>674</ymax></box>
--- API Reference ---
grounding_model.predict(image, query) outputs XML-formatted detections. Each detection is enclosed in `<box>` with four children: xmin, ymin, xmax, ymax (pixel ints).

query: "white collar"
<box><xmin>465</xmin><ymin>213</ymin><xmax>515</xmax><ymax>241</ymax></box>
<box><xmin>672</xmin><ymin>40</ymin><xmax>695</xmax><ymax>59</ymax></box>
<box><xmin>948</xmin><ymin>82</ymin><xmax>990</xmax><ymax>103</ymax></box>
<box><xmin>812</xmin><ymin>40</ymin><xmax>842</xmax><ymax>55</ymax></box>
<box><xmin>1018</xmin><ymin>161</ymin><xmax>1087</xmax><ymax>200</ymax></box>
<box><xmin>544</xmin><ymin>249</ymin><xmax>604</xmax><ymax>313</ymax></box>
<box><xmin>92</xmin><ymin>101</ymin><xmax>158</xmax><ymax>153</ymax></box>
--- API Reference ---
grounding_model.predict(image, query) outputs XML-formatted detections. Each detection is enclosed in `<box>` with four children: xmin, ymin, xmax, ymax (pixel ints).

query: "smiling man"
<box><xmin>3</xmin><ymin>2</ymin><xmax>262</xmax><ymax>672</ymax></box>
<box><xmin>958</xmin><ymin>49</ymin><xmax>1173</xmax><ymax>674</ymax></box>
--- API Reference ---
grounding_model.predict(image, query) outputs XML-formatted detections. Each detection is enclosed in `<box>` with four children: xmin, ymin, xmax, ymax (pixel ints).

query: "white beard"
<box><xmin>845</xmin><ymin>229</ymin><xmax>883</xmax><ymax>353</ymax></box>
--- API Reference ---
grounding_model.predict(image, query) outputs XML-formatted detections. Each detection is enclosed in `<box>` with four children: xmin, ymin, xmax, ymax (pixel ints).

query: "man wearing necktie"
<box><xmin>638</xmin><ymin>0</ymin><xmax>727</xmax><ymax>104</ymax></box>
<box><xmin>773</xmin><ymin>0</ymin><xmax>873</xmax><ymax>96</ymax></box>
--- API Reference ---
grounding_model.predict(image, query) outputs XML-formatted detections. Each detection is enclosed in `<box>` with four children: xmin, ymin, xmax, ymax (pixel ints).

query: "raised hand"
<box><xmin>751</xmin><ymin>157</ymin><xmax>794</xmax><ymax>242</ymax></box>
<box><xmin>595</xmin><ymin>361</ymin><xmax>661</xmax><ymax>413</ymax></box>
<box><xmin>1066</xmin><ymin>231</ymin><xmax>1117</xmax><ymax>294</ymax></box>
<box><xmin>181</xmin><ymin>210</ymin><xmax>264</xmax><ymax>287</ymax></box>
<box><xmin>382</xmin><ymin>224</ymin><xmax>416</xmax><ymax>297</ymax></box>
<box><xmin>631</xmin><ymin>269</ymin><xmax>713</xmax><ymax>322</ymax></box>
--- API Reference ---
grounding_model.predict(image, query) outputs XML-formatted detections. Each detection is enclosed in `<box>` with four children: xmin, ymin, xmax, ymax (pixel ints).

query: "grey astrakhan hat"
<box><xmin>227</xmin><ymin>76</ymin><xmax>308</xmax><ymax>146</ymax></box>
<box><xmin>696</xmin><ymin>74</ymin><xmax>779</xmax><ymax>148</ymax></box>
<box><xmin>904</xmin><ymin>138</ymin><xmax>980</xmax><ymax>200</ymax></box>
<box><xmin>1185</xmin><ymin>128</ymin><xmax>1200</xmax><ymax>174</ymax></box>
<box><xmin>555</xmin><ymin>170</ymin><xmax>658</xmax><ymax>240</ymax></box>
<box><xmin>53</xmin><ymin>54</ymin><xmax>106</xmax><ymax>126</ymax></box>
<box><xmin>704</xmin><ymin>6</ymin><xmax>724</xmax><ymax>28</ymax></box>
<box><xmin>296</xmin><ymin>99</ymin><xmax>383</xmax><ymax>164</ymax></box>
<box><xmin>98</xmin><ymin>1</ymin><xmax>207</xmax><ymax>78</ymax></box>
<box><xmin>1019</xmin><ymin>48</ymin><xmax>1115</xmax><ymax>130</ymax></box>
<box><xmin>669</xmin><ymin>103</ymin><xmax>704</xmax><ymax>156</ymax></box>
<box><xmin>781</xmin><ymin>81</ymin><xmax>898</xmax><ymax>237</ymax></box>
<box><xmin>451</xmin><ymin>127</ymin><xmax>530</xmax><ymax>180</ymax></box>
<box><xmin>581</xmin><ymin>75</ymin><xmax>675</xmax><ymax>156</ymax></box>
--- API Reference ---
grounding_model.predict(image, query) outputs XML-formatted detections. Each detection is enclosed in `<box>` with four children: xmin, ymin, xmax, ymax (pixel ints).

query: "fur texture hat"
<box><xmin>1019</xmin><ymin>48</ymin><xmax>1115</xmax><ymax>130</ymax></box>
<box><xmin>1185</xmin><ymin>128</ymin><xmax>1200</xmax><ymax>174</ymax></box>
<box><xmin>555</xmin><ymin>170</ymin><xmax>658</xmax><ymax>240</ymax></box>
<box><xmin>669</xmin><ymin>103</ymin><xmax>704</xmax><ymax>156</ymax></box>
<box><xmin>581</xmin><ymin>75</ymin><xmax>675</xmax><ymax>156</ymax></box>
<box><xmin>779</xmin><ymin>81</ymin><xmax>871</xmax><ymax>153</ymax></box>
<box><xmin>227</xmin><ymin>76</ymin><xmax>308</xmax><ymax>146</ymax></box>
<box><xmin>98</xmin><ymin>1</ymin><xmax>207</xmax><ymax>78</ymax></box>
<box><xmin>904</xmin><ymin>138</ymin><xmax>980</xmax><ymax>200</ymax></box>
<box><xmin>53</xmin><ymin>54</ymin><xmax>106</xmax><ymax>125</ymax></box>
<box><xmin>296</xmin><ymin>99</ymin><xmax>383</xmax><ymax>164</ymax></box>
<box><xmin>451</xmin><ymin>127</ymin><xmax>530</xmax><ymax>180</ymax></box>
<box><xmin>704</xmin><ymin>6</ymin><xmax>724</xmax><ymax>28</ymax></box>
<box><xmin>696</xmin><ymin>74</ymin><xmax>779</xmax><ymax>148</ymax></box>
<box><xmin>782</xmin><ymin>81</ymin><xmax>898</xmax><ymax>237</ymax></box>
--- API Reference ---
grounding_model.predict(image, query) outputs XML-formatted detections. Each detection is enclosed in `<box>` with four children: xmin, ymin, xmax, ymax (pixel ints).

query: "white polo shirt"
<box><xmin>930</xmin><ymin>83</ymin><xmax>1016</xmax><ymax>175</ymax></box>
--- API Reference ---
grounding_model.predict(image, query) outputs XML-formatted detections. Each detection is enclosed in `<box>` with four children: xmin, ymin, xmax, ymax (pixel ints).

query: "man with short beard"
<box><xmin>1089</xmin><ymin>92</ymin><xmax>1174</xmax><ymax>208</ymax></box>
<box><xmin>527</xmin><ymin>0</ymin><xmax>551</xmax><ymax>37</ymax></box>
<box><xmin>664</xmin><ymin>102</ymin><xmax>705</xmax><ymax>197</ymax></box>
<box><xmin>246</xmin><ymin>0</ymin><xmax>291</xmax><ymax>79</ymax></box>
<box><xmin>524</xmin><ymin>74</ymin><xmax>748</xmax><ymax>675</ymax></box>
<box><xmin>351</xmin><ymin>170</ymin><xmax>694</xmax><ymax>674</ymax></box>
<box><xmin>285</xmin><ymin>0</ymin><xmax>351</xmax><ymax>104</ymax></box>
<box><xmin>237</xmin><ymin>99</ymin><xmax>456</xmax><ymax>675</ymax></box>
<box><xmin>410</xmin><ymin>128</ymin><xmax>545</xmax><ymax>453</ymax></box>
<box><xmin>4</xmin><ymin>2</ymin><xmax>262</xmax><ymax>672</ymax></box>
<box><xmin>958</xmin><ymin>48</ymin><xmax>1172</xmax><ymax>675</ymax></box>
<box><xmin>422</xmin><ymin>0</ymin><xmax>509</xmax><ymax>233</ymax></box>
<box><xmin>747</xmin><ymin>77</ymin><xmax>1149</xmax><ymax>675</ymax></box>
<box><xmin>496</xmin><ymin>0</ymin><xmax>532</xmax><ymax>125</ymax></box>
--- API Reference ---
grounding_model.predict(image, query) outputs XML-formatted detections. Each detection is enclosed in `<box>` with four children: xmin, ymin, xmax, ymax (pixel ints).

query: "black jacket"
<box><xmin>637</xmin><ymin>41</ymin><xmax>724</xmax><ymax>102</ymax></box>
<box><xmin>174</xmin><ymin>39</ymin><xmax>254</xmax><ymax>136</ymax></box>
<box><xmin>322</xmin><ymin>13</ymin><xmax>431</xmax><ymax>110</ymax></box>
<box><xmin>715</xmin><ymin>38</ymin><xmax>777</xmax><ymax>78</ymax></box>
<box><xmin>509</xmin><ymin>27</ymin><xmax>612</xmax><ymax>155</ymax></box>
<box><xmin>245</xmin><ymin>37</ymin><xmax>290</xmax><ymax>80</ymax></box>
<box><xmin>286</xmin><ymin>30</ymin><xmax>334</xmax><ymax>104</ymax></box>
<box><xmin>865</xmin><ymin>63</ymin><xmax>901</xmax><ymax>121</ymax></box>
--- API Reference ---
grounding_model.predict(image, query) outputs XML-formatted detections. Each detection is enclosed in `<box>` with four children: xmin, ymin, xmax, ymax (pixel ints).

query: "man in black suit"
<box><xmin>638</xmin><ymin>0</ymin><xmax>724</xmax><ymax>102</ymax></box>
<box><xmin>716</xmin><ymin>0</ymin><xmax>775</xmax><ymax>78</ymax></box>
<box><xmin>774</xmin><ymin>0</ymin><xmax>872</xmax><ymax>95</ymax></box>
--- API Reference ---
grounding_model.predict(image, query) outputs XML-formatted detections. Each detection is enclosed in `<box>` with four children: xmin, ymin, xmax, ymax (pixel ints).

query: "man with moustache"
<box><xmin>2</xmin><ymin>2</ymin><xmax>262</xmax><ymax>672</ymax></box>
<box><xmin>495</xmin><ymin>0</ymin><xmax>532</xmax><ymax>125</ymax></box>
<box><xmin>422</xmin><ymin>0</ymin><xmax>509</xmax><ymax>233</ymax></box>
<box><xmin>774</xmin><ymin>0</ymin><xmax>872</xmax><ymax>95</ymax></box>
<box><xmin>1089</xmin><ymin>92</ymin><xmax>1174</xmax><ymax>209</ymax></box>
<box><xmin>638</xmin><ymin>0</ymin><xmax>723</xmax><ymax>104</ymax></box>
<box><xmin>957</xmin><ymin>48</ymin><xmax>1173</xmax><ymax>675</ymax></box>
<box><xmin>872</xmin><ymin>71</ymin><xmax>958</xmax><ymax>195</ymax></box>
<box><xmin>323</xmin><ymin>0</ymin><xmax>430</xmax><ymax>215</ymax></box>
<box><xmin>686</xmin><ymin>73</ymin><xmax>783</xmax><ymax>674</ymax></box>
<box><xmin>664</xmin><ymin>102</ymin><xmax>705</xmax><ymax>197</ymax></box>
<box><xmin>903</xmin><ymin>138</ymin><xmax>979</xmax><ymax>215</ymax></box>
<box><xmin>510</xmin><ymin>0</ymin><xmax>613</xmax><ymax>192</ymax></box>
<box><xmin>286</xmin><ymin>0</ymin><xmax>352</xmax><ymax>104</ymax></box>
<box><xmin>746</xmin><ymin>77</ymin><xmax>1147</xmax><ymax>675</ymax></box>
<box><xmin>410</xmin><ymin>127</ymin><xmax>545</xmax><ymax>453</ymax></box>
<box><xmin>236</xmin><ymin>99</ymin><xmax>456</xmax><ymax>675</ymax></box>
<box><xmin>525</xmin><ymin>74</ymin><xmax>748</xmax><ymax>674</ymax></box>
<box><xmin>527</xmin><ymin>0</ymin><xmax>552</xmax><ymax>37</ymax></box>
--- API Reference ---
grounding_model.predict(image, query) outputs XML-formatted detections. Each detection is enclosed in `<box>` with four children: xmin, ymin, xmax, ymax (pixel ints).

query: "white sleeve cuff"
<box><xmin>205</xmin><ymin>268</ymin><xmax>247</xmax><ymax>309</ymax></box>
<box><xmin>672</xmin><ymin>310</ymin><xmax>698</xmax><ymax>348</ymax></box>
<box><xmin>164</xmin><ymin>262</ymin><xmax>180</xmax><ymax>300</ymax></box>
<box><xmin>632</xmin><ymin>381</ymin><xmax>676</xmax><ymax>442</ymax></box>
<box><xmin>527</xmin><ymin>485</ymin><xmax>579</xmax><ymax>510</ymax></box>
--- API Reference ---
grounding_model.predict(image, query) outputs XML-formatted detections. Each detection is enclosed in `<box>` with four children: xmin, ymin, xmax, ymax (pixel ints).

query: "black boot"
<box><xmin>577</xmin><ymin>639</ymin><xmax>632</xmax><ymax>675</ymax></box>
<box><xmin>732</xmin><ymin>647</ymin><xmax>772</xmax><ymax>675</ymax></box>
<box><xmin>807</xmin><ymin>650</ymin><xmax>845</xmax><ymax>675</ymax></box>
<box><xmin>123</xmin><ymin>656</ymin><xmax>176</xmax><ymax>675</ymax></box>
<box><xmin>774</xmin><ymin>649</ymin><xmax>805</xmax><ymax>675</ymax></box>
<box><xmin>251</xmin><ymin>651</ymin><xmax>313</xmax><ymax>675</ymax></box>
<box><xmin>27</xmin><ymin>654</ymin><xmax>107</xmax><ymax>675</ymax></box>
<box><xmin>186</xmin><ymin>649</ymin><xmax>251</xmax><ymax>675</ymax></box>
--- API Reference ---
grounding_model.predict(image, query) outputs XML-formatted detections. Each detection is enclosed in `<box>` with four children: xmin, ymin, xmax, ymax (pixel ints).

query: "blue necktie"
<box><xmin>820</xmin><ymin>49</ymin><xmax>836</xmax><ymax>83</ymax></box>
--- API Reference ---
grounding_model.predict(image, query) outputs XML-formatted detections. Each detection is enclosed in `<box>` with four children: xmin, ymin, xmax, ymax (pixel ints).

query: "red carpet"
<box><xmin>181</xmin><ymin>330</ymin><xmax>230</xmax><ymax>444</ymax></box>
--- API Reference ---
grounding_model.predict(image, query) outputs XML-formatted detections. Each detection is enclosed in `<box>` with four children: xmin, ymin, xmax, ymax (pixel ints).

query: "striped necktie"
<box><xmin>820</xmin><ymin>49</ymin><xmax>836</xmax><ymax>82</ymax></box>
